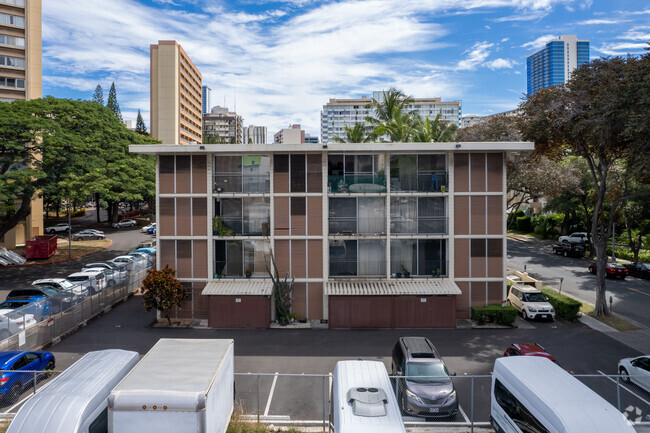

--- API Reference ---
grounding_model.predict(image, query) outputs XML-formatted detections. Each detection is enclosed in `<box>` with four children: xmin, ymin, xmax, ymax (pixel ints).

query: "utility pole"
<box><xmin>68</xmin><ymin>195</ymin><xmax>72</xmax><ymax>259</ymax></box>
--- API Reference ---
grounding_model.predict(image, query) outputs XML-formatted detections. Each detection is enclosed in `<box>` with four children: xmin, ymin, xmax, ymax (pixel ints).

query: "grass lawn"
<box><xmin>11</xmin><ymin>239</ymin><xmax>111</xmax><ymax>265</ymax></box>
<box><xmin>579</xmin><ymin>303</ymin><xmax>641</xmax><ymax>332</ymax></box>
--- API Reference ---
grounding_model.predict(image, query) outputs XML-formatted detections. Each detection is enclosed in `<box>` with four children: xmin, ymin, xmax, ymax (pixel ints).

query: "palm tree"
<box><xmin>365</xmin><ymin>88</ymin><xmax>415</xmax><ymax>140</ymax></box>
<box><xmin>332</xmin><ymin>123</ymin><xmax>372</xmax><ymax>143</ymax></box>
<box><xmin>411</xmin><ymin>113</ymin><xmax>458</xmax><ymax>143</ymax></box>
<box><xmin>372</xmin><ymin>105</ymin><xmax>419</xmax><ymax>142</ymax></box>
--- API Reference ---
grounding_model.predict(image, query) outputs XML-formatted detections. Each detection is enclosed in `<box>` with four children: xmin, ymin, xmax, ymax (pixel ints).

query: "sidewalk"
<box><xmin>580</xmin><ymin>314</ymin><xmax>650</xmax><ymax>354</ymax></box>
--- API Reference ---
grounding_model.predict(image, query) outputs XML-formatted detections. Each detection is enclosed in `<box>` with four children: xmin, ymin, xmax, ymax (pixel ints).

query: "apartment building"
<box><xmin>203</xmin><ymin>106</ymin><xmax>243</xmax><ymax>144</ymax></box>
<box><xmin>202</xmin><ymin>85</ymin><xmax>211</xmax><ymax>114</ymax></box>
<box><xmin>321</xmin><ymin>92</ymin><xmax>462</xmax><ymax>143</ymax></box>
<box><xmin>527</xmin><ymin>35</ymin><xmax>589</xmax><ymax>95</ymax></box>
<box><xmin>0</xmin><ymin>0</ymin><xmax>42</xmax><ymax>248</ymax></box>
<box><xmin>150</xmin><ymin>40</ymin><xmax>202</xmax><ymax>145</ymax></box>
<box><xmin>243</xmin><ymin>125</ymin><xmax>267</xmax><ymax>144</ymax></box>
<box><xmin>274</xmin><ymin>124</ymin><xmax>305</xmax><ymax>144</ymax></box>
<box><xmin>131</xmin><ymin>141</ymin><xmax>533</xmax><ymax>328</ymax></box>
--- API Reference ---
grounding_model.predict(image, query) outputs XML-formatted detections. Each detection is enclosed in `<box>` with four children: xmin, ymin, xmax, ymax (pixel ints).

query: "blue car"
<box><xmin>146</xmin><ymin>226</ymin><xmax>156</xmax><ymax>234</ymax></box>
<box><xmin>0</xmin><ymin>296</ymin><xmax>52</xmax><ymax>322</ymax></box>
<box><xmin>0</xmin><ymin>351</ymin><xmax>55</xmax><ymax>404</ymax></box>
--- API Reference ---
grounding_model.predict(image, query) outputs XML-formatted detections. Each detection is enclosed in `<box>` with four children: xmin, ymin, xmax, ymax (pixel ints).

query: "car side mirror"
<box><xmin>450</xmin><ymin>372</ymin><xmax>457</xmax><ymax>376</ymax></box>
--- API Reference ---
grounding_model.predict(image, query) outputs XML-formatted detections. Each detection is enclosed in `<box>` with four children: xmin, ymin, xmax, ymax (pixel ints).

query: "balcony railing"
<box><xmin>328</xmin><ymin>217</ymin><xmax>386</xmax><ymax>235</ymax></box>
<box><xmin>214</xmin><ymin>175</ymin><xmax>270</xmax><ymax>193</ymax></box>
<box><xmin>328</xmin><ymin>175</ymin><xmax>386</xmax><ymax>193</ymax></box>
<box><xmin>213</xmin><ymin>218</ymin><xmax>269</xmax><ymax>237</ymax></box>
<box><xmin>390</xmin><ymin>216</ymin><xmax>448</xmax><ymax>234</ymax></box>
<box><xmin>391</xmin><ymin>259</ymin><xmax>448</xmax><ymax>278</ymax></box>
<box><xmin>391</xmin><ymin>171</ymin><xmax>448</xmax><ymax>193</ymax></box>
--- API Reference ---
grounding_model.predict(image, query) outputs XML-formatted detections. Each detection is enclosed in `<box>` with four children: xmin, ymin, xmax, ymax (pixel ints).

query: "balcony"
<box><xmin>327</xmin><ymin>174</ymin><xmax>386</xmax><ymax>193</ymax></box>
<box><xmin>390</xmin><ymin>171</ymin><xmax>448</xmax><ymax>193</ymax></box>
<box><xmin>329</xmin><ymin>217</ymin><xmax>386</xmax><ymax>235</ymax></box>
<box><xmin>214</xmin><ymin>175</ymin><xmax>270</xmax><ymax>194</ymax></box>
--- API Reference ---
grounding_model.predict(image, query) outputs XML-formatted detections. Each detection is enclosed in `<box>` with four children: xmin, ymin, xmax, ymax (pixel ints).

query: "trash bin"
<box><xmin>25</xmin><ymin>235</ymin><xmax>58</xmax><ymax>259</ymax></box>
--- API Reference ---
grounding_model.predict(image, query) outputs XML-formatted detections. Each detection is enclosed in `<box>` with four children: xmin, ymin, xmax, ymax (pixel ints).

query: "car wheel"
<box><xmin>8</xmin><ymin>384</ymin><xmax>21</xmax><ymax>403</ymax></box>
<box><xmin>522</xmin><ymin>310</ymin><xmax>529</xmax><ymax>320</ymax></box>
<box><xmin>45</xmin><ymin>360</ymin><xmax>55</xmax><ymax>377</ymax></box>
<box><xmin>619</xmin><ymin>367</ymin><xmax>630</xmax><ymax>383</ymax></box>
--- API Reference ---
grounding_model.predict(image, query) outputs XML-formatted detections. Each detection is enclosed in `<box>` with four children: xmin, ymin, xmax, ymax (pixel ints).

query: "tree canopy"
<box><xmin>92</xmin><ymin>84</ymin><xmax>104</xmax><ymax>105</ymax></box>
<box><xmin>142</xmin><ymin>265</ymin><xmax>186</xmax><ymax>325</ymax></box>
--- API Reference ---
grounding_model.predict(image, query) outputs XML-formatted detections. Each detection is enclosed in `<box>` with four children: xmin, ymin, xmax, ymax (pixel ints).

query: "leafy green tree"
<box><xmin>411</xmin><ymin>113</ymin><xmax>458</xmax><ymax>142</ymax></box>
<box><xmin>106</xmin><ymin>82</ymin><xmax>122</xmax><ymax>121</ymax></box>
<box><xmin>135</xmin><ymin>109</ymin><xmax>148</xmax><ymax>136</ymax></box>
<box><xmin>142</xmin><ymin>265</ymin><xmax>187</xmax><ymax>325</ymax></box>
<box><xmin>456</xmin><ymin>114</ymin><xmax>522</xmax><ymax>142</ymax></box>
<box><xmin>365</xmin><ymin>88</ymin><xmax>415</xmax><ymax>140</ymax></box>
<box><xmin>332</xmin><ymin>123</ymin><xmax>372</xmax><ymax>143</ymax></box>
<box><xmin>372</xmin><ymin>105</ymin><xmax>418</xmax><ymax>142</ymax></box>
<box><xmin>520</xmin><ymin>55</ymin><xmax>649</xmax><ymax>316</ymax></box>
<box><xmin>92</xmin><ymin>84</ymin><xmax>104</xmax><ymax>105</ymax></box>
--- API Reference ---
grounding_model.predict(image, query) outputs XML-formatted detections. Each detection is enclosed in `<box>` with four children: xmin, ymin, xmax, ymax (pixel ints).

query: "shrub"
<box><xmin>72</xmin><ymin>208</ymin><xmax>86</xmax><ymax>218</ymax></box>
<box><xmin>507</xmin><ymin>210</ymin><xmax>525</xmax><ymax>228</ymax></box>
<box><xmin>471</xmin><ymin>304</ymin><xmax>518</xmax><ymax>326</ymax></box>
<box><xmin>515</xmin><ymin>216</ymin><xmax>532</xmax><ymax>232</ymax></box>
<box><xmin>540</xmin><ymin>286</ymin><xmax>581</xmax><ymax>321</ymax></box>
<box><xmin>531</xmin><ymin>213</ymin><xmax>563</xmax><ymax>239</ymax></box>
<box><xmin>604</xmin><ymin>247</ymin><xmax>650</xmax><ymax>263</ymax></box>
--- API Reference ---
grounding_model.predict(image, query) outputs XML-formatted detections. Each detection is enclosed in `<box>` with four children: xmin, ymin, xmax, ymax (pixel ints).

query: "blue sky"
<box><xmin>42</xmin><ymin>0</ymin><xmax>649</xmax><ymax>139</ymax></box>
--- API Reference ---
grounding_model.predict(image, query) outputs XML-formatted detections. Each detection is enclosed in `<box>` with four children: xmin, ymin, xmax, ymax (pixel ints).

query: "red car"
<box><xmin>503</xmin><ymin>343</ymin><xmax>559</xmax><ymax>365</ymax></box>
<box><xmin>588</xmin><ymin>262</ymin><xmax>628</xmax><ymax>279</ymax></box>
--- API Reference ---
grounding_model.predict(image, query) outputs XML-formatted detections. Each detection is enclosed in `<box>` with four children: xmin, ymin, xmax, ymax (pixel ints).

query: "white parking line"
<box><xmin>458</xmin><ymin>404</ymin><xmax>470</xmax><ymax>423</ymax></box>
<box><xmin>264</xmin><ymin>372</ymin><xmax>279</xmax><ymax>416</ymax></box>
<box><xmin>5</xmin><ymin>392</ymin><xmax>35</xmax><ymax>413</ymax></box>
<box><xmin>597</xmin><ymin>370</ymin><xmax>650</xmax><ymax>406</ymax></box>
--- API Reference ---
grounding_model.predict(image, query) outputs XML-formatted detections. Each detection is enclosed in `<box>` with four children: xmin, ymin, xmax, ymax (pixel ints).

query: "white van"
<box><xmin>7</xmin><ymin>349</ymin><xmax>139</xmax><ymax>433</ymax></box>
<box><xmin>491</xmin><ymin>356</ymin><xmax>635</xmax><ymax>433</ymax></box>
<box><xmin>67</xmin><ymin>270</ymin><xmax>106</xmax><ymax>295</ymax></box>
<box><xmin>331</xmin><ymin>360</ymin><xmax>406</xmax><ymax>433</ymax></box>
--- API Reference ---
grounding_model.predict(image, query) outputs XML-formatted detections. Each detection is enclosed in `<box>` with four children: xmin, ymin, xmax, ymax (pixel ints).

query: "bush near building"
<box><xmin>540</xmin><ymin>286</ymin><xmax>581</xmax><ymax>321</ymax></box>
<box><xmin>471</xmin><ymin>304</ymin><xmax>518</xmax><ymax>326</ymax></box>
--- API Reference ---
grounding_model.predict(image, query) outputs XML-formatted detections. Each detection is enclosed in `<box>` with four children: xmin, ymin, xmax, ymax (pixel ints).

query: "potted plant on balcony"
<box><xmin>212</xmin><ymin>216</ymin><xmax>233</xmax><ymax>236</ymax></box>
<box><xmin>432</xmin><ymin>268</ymin><xmax>441</xmax><ymax>278</ymax></box>
<box><xmin>401</xmin><ymin>264</ymin><xmax>410</xmax><ymax>278</ymax></box>
<box><xmin>245</xmin><ymin>268</ymin><xmax>252</xmax><ymax>278</ymax></box>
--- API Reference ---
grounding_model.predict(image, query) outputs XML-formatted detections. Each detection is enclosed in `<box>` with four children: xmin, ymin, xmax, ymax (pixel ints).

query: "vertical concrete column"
<box><xmin>448</xmin><ymin>151</ymin><xmax>455</xmax><ymax>280</ymax></box>
<box><xmin>206</xmin><ymin>153</ymin><xmax>213</xmax><ymax>279</ymax></box>
<box><xmin>322</xmin><ymin>151</ymin><xmax>329</xmax><ymax>320</ymax></box>
<box><xmin>385</xmin><ymin>151</ymin><xmax>391</xmax><ymax>279</ymax></box>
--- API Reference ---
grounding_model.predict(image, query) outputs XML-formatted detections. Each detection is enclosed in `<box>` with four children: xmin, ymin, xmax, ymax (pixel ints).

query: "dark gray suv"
<box><xmin>391</xmin><ymin>337</ymin><xmax>458</xmax><ymax>417</ymax></box>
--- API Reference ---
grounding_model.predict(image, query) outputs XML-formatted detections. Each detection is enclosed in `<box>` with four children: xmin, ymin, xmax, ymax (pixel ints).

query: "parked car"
<box><xmin>558</xmin><ymin>232</ymin><xmax>588</xmax><ymax>244</ymax></box>
<box><xmin>6</xmin><ymin>287</ymin><xmax>69</xmax><ymax>314</ymax></box>
<box><xmin>0</xmin><ymin>296</ymin><xmax>51</xmax><ymax>322</ymax></box>
<box><xmin>72</xmin><ymin>230</ymin><xmax>106</xmax><ymax>241</ymax></box>
<box><xmin>112</xmin><ymin>219</ymin><xmax>137</xmax><ymax>229</ymax></box>
<box><xmin>0</xmin><ymin>351</ymin><xmax>55</xmax><ymax>403</ymax></box>
<box><xmin>137</xmin><ymin>240</ymin><xmax>156</xmax><ymax>249</ymax></box>
<box><xmin>128</xmin><ymin>251</ymin><xmax>153</xmax><ymax>267</ymax></box>
<box><xmin>45</xmin><ymin>223</ymin><xmax>70</xmax><ymax>234</ymax></box>
<box><xmin>507</xmin><ymin>285</ymin><xmax>555</xmax><ymax>320</ymax></box>
<box><xmin>552</xmin><ymin>240</ymin><xmax>585</xmax><ymax>257</ymax></box>
<box><xmin>83</xmin><ymin>267</ymin><xmax>119</xmax><ymax>287</ymax></box>
<box><xmin>391</xmin><ymin>336</ymin><xmax>458</xmax><ymax>418</ymax></box>
<box><xmin>146</xmin><ymin>226</ymin><xmax>156</xmax><ymax>235</ymax></box>
<box><xmin>110</xmin><ymin>255</ymin><xmax>139</xmax><ymax>273</ymax></box>
<box><xmin>82</xmin><ymin>262</ymin><xmax>127</xmax><ymax>282</ymax></box>
<box><xmin>625</xmin><ymin>262</ymin><xmax>650</xmax><ymax>279</ymax></box>
<box><xmin>588</xmin><ymin>262</ymin><xmax>628</xmax><ymax>279</ymax></box>
<box><xmin>502</xmin><ymin>343</ymin><xmax>572</xmax><ymax>373</ymax></box>
<box><xmin>67</xmin><ymin>270</ymin><xmax>107</xmax><ymax>295</ymax></box>
<box><xmin>0</xmin><ymin>308</ymin><xmax>37</xmax><ymax>340</ymax></box>
<box><xmin>141</xmin><ymin>222</ymin><xmax>156</xmax><ymax>233</ymax></box>
<box><xmin>618</xmin><ymin>355</ymin><xmax>650</xmax><ymax>392</ymax></box>
<box><xmin>33</xmin><ymin>278</ymin><xmax>87</xmax><ymax>299</ymax></box>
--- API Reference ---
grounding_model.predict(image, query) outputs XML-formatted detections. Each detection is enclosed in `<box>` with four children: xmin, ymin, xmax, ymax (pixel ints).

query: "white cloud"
<box><xmin>618</xmin><ymin>26</ymin><xmax>650</xmax><ymax>41</ymax></box>
<box><xmin>596</xmin><ymin>42</ymin><xmax>649</xmax><ymax>56</ymax></box>
<box><xmin>486</xmin><ymin>58</ymin><xmax>515</xmax><ymax>69</ymax></box>
<box><xmin>521</xmin><ymin>34</ymin><xmax>556</xmax><ymax>50</ymax></box>
<box><xmin>456</xmin><ymin>42</ymin><xmax>494</xmax><ymax>71</ymax></box>
<box><xmin>576</xmin><ymin>18</ymin><xmax>624</xmax><ymax>25</ymax></box>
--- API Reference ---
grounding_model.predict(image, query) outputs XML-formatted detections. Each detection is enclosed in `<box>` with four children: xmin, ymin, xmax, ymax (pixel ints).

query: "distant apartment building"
<box><xmin>243</xmin><ymin>125</ymin><xmax>267</xmax><ymax>144</ymax></box>
<box><xmin>203</xmin><ymin>106</ymin><xmax>243</xmax><ymax>144</ymax></box>
<box><xmin>123</xmin><ymin>119</ymin><xmax>135</xmax><ymax>130</ymax></box>
<box><xmin>527</xmin><ymin>35</ymin><xmax>589</xmax><ymax>95</ymax></box>
<box><xmin>130</xmin><ymin>140</ymin><xmax>533</xmax><ymax>328</ymax></box>
<box><xmin>202</xmin><ymin>85</ymin><xmax>211</xmax><ymax>114</ymax></box>
<box><xmin>462</xmin><ymin>109</ymin><xmax>521</xmax><ymax>128</ymax></box>
<box><xmin>321</xmin><ymin>91</ymin><xmax>462</xmax><ymax>143</ymax></box>
<box><xmin>0</xmin><ymin>0</ymin><xmax>43</xmax><ymax>248</ymax></box>
<box><xmin>150</xmin><ymin>40</ymin><xmax>202</xmax><ymax>145</ymax></box>
<box><xmin>274</xmin><ymin>124</ymin><xmax>305</xmax><ymax>144</ymax></box>
<box><xmin>305</xmin><ymin>134</ymin><xmax>318</xmax><ymax>144</ymax></box>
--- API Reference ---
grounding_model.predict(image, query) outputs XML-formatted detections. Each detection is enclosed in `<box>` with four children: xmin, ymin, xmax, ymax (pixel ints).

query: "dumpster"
<box><xmin>25</xmin><ymin>235</ymin><xmax>58</xmax><ymax>259</ymax></box>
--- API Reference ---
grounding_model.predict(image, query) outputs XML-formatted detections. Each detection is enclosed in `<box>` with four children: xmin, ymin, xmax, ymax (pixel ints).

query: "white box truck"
<box><xmin>108</xmin><ymin>339</ymin><xmax>234</xmax><ymax>433</ymax></box>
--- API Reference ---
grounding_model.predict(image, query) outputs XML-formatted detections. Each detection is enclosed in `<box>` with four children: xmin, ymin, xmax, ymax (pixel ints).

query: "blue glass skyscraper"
<box><xmin>202</xmin><ymin>85</ymin><xmax>211</xmax><ymax>114</ymax></box>
<box><xmin>526</xmin><ymin>35</ymin><xmax>589</xmax><ymax>95</ymax></box>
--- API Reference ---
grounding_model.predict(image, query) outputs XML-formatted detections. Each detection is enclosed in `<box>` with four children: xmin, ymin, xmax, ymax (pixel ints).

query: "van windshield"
<box><xmin>406</xmin><ymin>362</ymin><xmax>450</xmax><ymax>383</ymax></box>
<box><xmin>523</xmin><ymin>293</ymin><xmax>547</xmax><ymax>302</ymax></box>
<box><xmin>67</xmin><ymin>276</ymin><xmax>88</xmax><ymax>282</ymax></box>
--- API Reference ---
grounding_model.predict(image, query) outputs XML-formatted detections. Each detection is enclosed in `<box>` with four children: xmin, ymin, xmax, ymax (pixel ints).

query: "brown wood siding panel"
<box><xmin>192</xmin><ymin>240</ymin><xmax>207</xmax><ymax>278</ymax></box>
<box><xmin>471</xmin><ymin>196</ymin><xmax>486</xmax><ymax>235</ymax></box>
<box><xmin>349</xmin><ymin>297</ymin><xmax>393</xmax><ymax>328</ymax></box>
<box><xmin>176</xmin><ymin>240</ymin><xmax>192</xmax><ymax>278</ymax></box>
<box><xmin>486</xmin><ymin>153</ymin><xmax>503</xmax><ymax>192</ymax></box>
<box><xmin>160</xmin><ymin>198</ymin><xmax>175</xmax><ymax>236</ymax></box>
<box><xmin>160</xmin><ymin>240</ymin><xmax>176</xmax><ymax>270</ymax></box>
<box><xmin>191</xmin><ymin>155</ymin><xmax>207</xmax><ymax>193</ymax></box>
<box><xmin>292</xmin><ymin>283</ymin><xmax>307</xmax><ymax>318</ymax></box>
<box><xmin>454</xmin><ymin>153</ymin><xmax>469</xmax><ymax>192</ymax></box>
<box><xmin>193</xmin><ymin>283</ymin><xmax>208</xmax><ymax>320</ymax></box>
<box><xmin>175</xmin><ymin>282</ymin><xmax>194</xmax><ymax>319</ymax></box>
<box><xmin>455</xmin><ymin>282</ymin><xmax>470</xmax><ymax>319</ymax></box>
<box><xmin>291</xmin><ymin>240</ymin><xmax>306</xmax><ymax>278</ymax></box>
<box><xmin>274</xmin><ymin>240</ymin><xmax>290</xmax><ymax>276</ymax></box>
<box><xmin>176</xmin><ymin>155</ymin><xmax>191</xmax><ymax>193</ymax></box>
<box><xmin>308</xmin><ymin>283</ymin><xmax>323</xmax><ymax>320</ymax></box>
<box><xmin>208</xmin><ymin>296</ymin><xmax>270</xmax><ymax>328</ymax></box>
<box><xmin>470</xmin><ymin>153</ymin><xmax>486</xmax><ymax>192</ymax></box>
<box><xmin>159</xmin><ymin>155</ymin><xmax>175</xmax><ymax>194</ymax></box>
<box><xmin>192</xmin><ymin>198</ymin><xmax>207</xmax><ymax>236</ymax></box>
<box><xmin>470</xmin><ymin>282</ymin><xmax>487</xmax><ymax>308</ymax></box>
<box><xmin>487</xmin><ymin>196</ymin><xmax>502</xmax><ymax>235</ymax></box>
<box><xmin>488</xmin><ymin>281</ymin><xmax>504</xmax><ymax>304</ymax></box>
<box><xmin>291</xmin><ymin>197</ymin><xmax>306</xmax><ymax>236</ymax></box>
<box><xmin>488</xmin><ymin>238</ymin><xmax>504</xmax><ymax>278</ymax></box>
<box><xmin>471</xmin><ymin>255</ymin><xmax>486</xmax><ymax>278</ymax></box>
<box><xmin>454</xmin><ymin>196</ymin><xmax>469</xmax><ymax>235</ymax></box>
<box><xmin>393</xmin><ymin>296</ymin><xmax>456</xmax><ymax>328</ymax></box>
<box><xmin>307</xmin><ymin>154</ymin><xmax>322</xmax><ymax>193</ymax></box>
<box><xmin>328</xmin><ymin>297</ymin><xmax>350</xmax><ymax>328</ymax></box>
<box><xmin>176</xmin><ymin>197</ymin><xmax>192</xmax><ymax>236</ymax></box>
<box><xmin>307</xmin><ymin>197</ymin><xmax>322</xmax><ymax>236</ymax></box>
<box><xmin>308</xmin><ymin>240</ymin><xmax>323</xmax><ymax>278</ymax></box>
<box><xmin>454</xmin><ymin>239</ymin><xmax>470</xmax><ymax>278</ymax></box>
<box><xmin>274</xmin><ymin>197</ymin><xmax>290</xmax><ymax>236</ymax></box>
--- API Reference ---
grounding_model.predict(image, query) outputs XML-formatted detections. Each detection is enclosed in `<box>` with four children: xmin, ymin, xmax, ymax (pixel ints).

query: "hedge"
<box><xmin>516</xmin><ymin>216</ymin><xmax>532</xmax><ymax>232</ymax></box>
<box><xmin>604</xmin><ymin>247</ymin><xmax>650</xmax><ymax>263</ymax></box>
<box><xmin>540</xmin><ymin>286</ymin><xmax>581</xmax><ymax>321</ymax></box>
<box><xmin>72</xmin><ymin>208</ymin><xmax>86</xmax><ymax>218</ymax></box>
<box><xmin>471</xmin><ymin>304</ymin><xmax>518</xmax><ymax>326</ymax></box>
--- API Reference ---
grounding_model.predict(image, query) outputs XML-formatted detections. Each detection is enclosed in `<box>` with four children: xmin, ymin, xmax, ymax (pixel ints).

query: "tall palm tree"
<box><xmin>411</xmin><ymin>113</ymin><xmax>458</xmax><ymax>143</ymax></box>
<box><xmin>365</xmin><ymin>88</ymin><xmax>415</xmax><ymax>140</ymax></box>
<box><xmin>372</xmin><ymin>106</ymin><xmax>419</xmax><ymax>142</ymax></box>
<box><xmin>332</xmin><ymin>123</ymin><xmax>372</xmax><ymax>143</ymax></box>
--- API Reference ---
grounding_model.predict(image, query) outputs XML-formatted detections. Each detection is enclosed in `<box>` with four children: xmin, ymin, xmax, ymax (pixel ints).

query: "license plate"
<box><xmin>542</xmin><ymin>315</ymin><xmax>548</xmax><ymax>318</ymax></box>
<box><xmin>430</xmin><ymin>408</ymin><xmax>439</xmax><ymax>413</ymax></box>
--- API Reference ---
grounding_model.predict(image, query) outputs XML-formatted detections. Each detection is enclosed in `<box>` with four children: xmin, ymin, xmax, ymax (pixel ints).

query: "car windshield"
<box><xmin>609</xmin><ymin>263</ymin><xmax>625</xmax><ymax>268</ymax></box>
<box><xmin>405</xmin><ymin>362</ymin><xmax>450</xmax><ymax>383</ymax></box>
<box><xmin>0</xmin><ymin>301</ymin><xmax>27</xmax><ymax>308</ymax></box>
<box><xmin>523</xmin><ymin>293</ymin><xmax>547</xmax><ymax>302</ymax></box>
<box><xmin>67</xmin><ymin>276</ymin><xmax>89</xmax><ymax>282</ymax></box>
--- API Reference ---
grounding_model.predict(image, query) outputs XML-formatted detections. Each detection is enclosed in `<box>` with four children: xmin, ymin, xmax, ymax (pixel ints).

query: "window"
<box><xmin>89</xmin><ymin>408</ymin><xmax>108</xmax><ymax>433</ymax></box>
<box><xmin>214</xmin><ymin>155</ymin><xmax>270</xmax><ymax>193</ymax></box>
<box><xmin>494</xmin><ymin>379</ymin><xmax>550</xmax><ymax>433</ymax></box>
<box><xmin>23</xmin><ymin>353</ymin><xmax>39</xmax><ymax>365</ymax></box>
<box><xmin>328</xmin><ymin>154</ymin><xmax>385</xmax><ymax>192</ymax></box>
<box><xmin>390</xmin><ymin>154</ymin><xmax>446</xmax><ymax>192</ymax></box>
<box><xmin>329</xmin><ymin>197</ymin><xmax>385</xmax><ymax>235</ymax></box>
<box><xmin>390</xmin><ymin>239</ymin><xmax>447</xmax><ymax>277</ymax></box>
<box><xmin>0</xmin><ymin>13</ymin><xmax>24</xmax><ymax>27</ymax></box>
<box><xmin>214</xmin><ymin>240</ymin><xmax>269</xmax><ymax>277</ymax></box>
<box><xmin>329</xmin><ymin>240</ymin><xmax>385</xmax><ymax>277</ymax></box>
<box><xmin>290</xmin><ymin>154</ymin><xmax>305</xmax><ymax>192</ymax></box>
<box><xmin>0</xmin><ymin>76</ymin><xmax>25</xmax><ymax>89</ymax></box>
<box><xmin>214</xmin><ymin>198</ymin><xmax>269</xmax><ymax>236</ymax></box>
<box><xmin>0</xmin><ymin>56</ymin><xmax>25</xmax><ymax>68</ymax></box>
<box><xmin>391</xmin><ymin>197</ymin><xmax>446</xmax><ymax>234</ymax></box>
<box><xmin>0</xmin><ymin>0</ymin><xmax>26</xmax><ymax>6</ymax></box>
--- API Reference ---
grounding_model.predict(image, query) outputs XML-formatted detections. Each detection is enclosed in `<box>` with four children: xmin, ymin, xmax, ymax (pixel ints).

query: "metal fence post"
<box><xmin>616</xmin><ymin>375</ymin><xmax>621</xmax><ymax>411</ymax></box>
<box><xmin>322</xmin><ymin>374</ymin><xmax>327</xmax><ymax>432</ymax></box>
<box><xmin>470</xmin><ymin>376</ymin><xmax>474</xmax><ymax>433</ymax></box>
<box><xmin>257</xmin><ymin>374</ymin><xmax>260</xmax><ymax>423</ymax></box>
<box><xmin>33</xmin><ymin>370</ymin><xmax>37</xmax><ymax>395</ymax></box>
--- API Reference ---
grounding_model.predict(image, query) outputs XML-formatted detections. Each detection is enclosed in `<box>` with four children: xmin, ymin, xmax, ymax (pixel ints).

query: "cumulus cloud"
<box><xmin>577</xmin><ymin>18</ymin><xmax>624</xmax><ymax>25</ymax></box>
<box><xmin>486</xmin><ymin>58</ymin><xmax>515</xmax><ymax>69</ymax></box>
<box><xmin>456</xmin><ymin>42</ymin><xmax>494</xmax><ymax>71</ymax></box>
<box><xmin>521</xmin><ymin>34</ymin><xmax>556</xmax><ymax>50</ymax></box>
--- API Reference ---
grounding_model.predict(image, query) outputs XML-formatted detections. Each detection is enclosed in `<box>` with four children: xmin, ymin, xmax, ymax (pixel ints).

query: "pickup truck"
<box><xmin>553</xmin><ymin>240</ymin><xmax>585</xmax><ymax>257</ymax></box>
<box><xmin>558</xmin><ymin>232</ymin><xmax>588</xmax><ymax>244</ymax></box>
<box><xmin>45</xmin><ymin>223</ymin><xmax>70</xmax><ymax>234</ymax></box>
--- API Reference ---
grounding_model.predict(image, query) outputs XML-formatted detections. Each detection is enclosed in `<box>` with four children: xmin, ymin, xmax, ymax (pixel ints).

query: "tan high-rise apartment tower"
<box><xmin>0</xmin><ymin>0</ymin><xmax>43</xmax><ymax>248</ymax></box>
<box><xmin>150</xmin><ymin>41</ymin><xmax>202</xmax><ymax>145</ymax></box>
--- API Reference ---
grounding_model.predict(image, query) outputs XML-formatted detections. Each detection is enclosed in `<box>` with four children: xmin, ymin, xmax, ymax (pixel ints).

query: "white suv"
<box><xmin>558</xmin><ymin>232</ymin><xmax>587</xmax><ymax>243</ymax></box>
<box><xmin>507</xmin><ymin>285</ymin><xmax>555</xmax><ymax>321</ymax></box>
